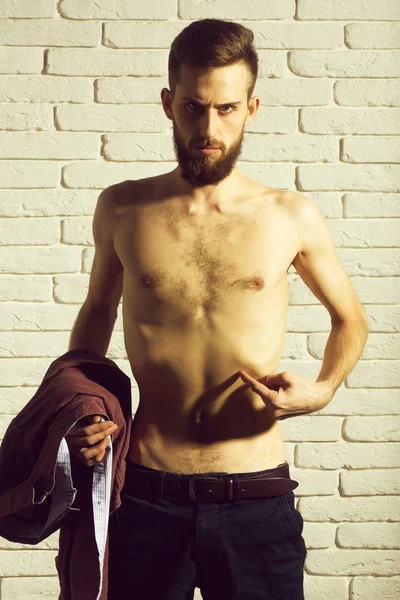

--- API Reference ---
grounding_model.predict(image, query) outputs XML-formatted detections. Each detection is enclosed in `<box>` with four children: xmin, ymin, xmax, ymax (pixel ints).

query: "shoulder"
<box><xmin>278</xmin><ymin>190</ymin><xmax>326</xmax><ymax>229</ymax></box>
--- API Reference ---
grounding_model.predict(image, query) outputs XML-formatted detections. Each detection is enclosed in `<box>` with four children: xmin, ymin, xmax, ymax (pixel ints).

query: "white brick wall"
<box><xmin>0</xmin><ymin>1</ymin><xmax>399</xmax><ymax>598</ymax></box>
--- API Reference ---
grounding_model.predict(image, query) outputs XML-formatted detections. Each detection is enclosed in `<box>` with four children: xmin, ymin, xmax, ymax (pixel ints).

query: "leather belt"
<box><xmin>122</xmin><ymin>463</ymin><xmax>299</xmax><ymax>503</ymax></box>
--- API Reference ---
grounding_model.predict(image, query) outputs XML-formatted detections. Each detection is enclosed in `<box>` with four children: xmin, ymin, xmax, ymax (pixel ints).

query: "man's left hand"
<box><xmin>238</xmin><ymin>370</ymin><xmax>331</xmax><ymax>420</ymax></box>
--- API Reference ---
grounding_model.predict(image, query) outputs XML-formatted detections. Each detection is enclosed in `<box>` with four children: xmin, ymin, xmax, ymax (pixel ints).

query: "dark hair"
<box><xmin>168</xmin><ymin>19</ymin><xmax>259</xmax><ymax>103</ymax></box>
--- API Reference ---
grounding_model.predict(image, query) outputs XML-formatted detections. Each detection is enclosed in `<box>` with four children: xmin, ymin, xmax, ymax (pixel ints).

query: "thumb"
<box><xmin>89</xmin><ymin>415</ymin><xmax>102</xmax><ymax>424</ymax></box>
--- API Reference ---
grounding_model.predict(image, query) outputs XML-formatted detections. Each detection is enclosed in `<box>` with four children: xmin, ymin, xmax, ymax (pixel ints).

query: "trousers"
<box><xmin>107</xmin><ymin>459</ymin><xmax>306</xmax><ymax>599</ymax></box>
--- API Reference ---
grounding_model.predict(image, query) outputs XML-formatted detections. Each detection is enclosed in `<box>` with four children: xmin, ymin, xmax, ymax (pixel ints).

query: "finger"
<box><xmin>79</xmin><ymin>423</ymin><xmax>118</xmax><ymax>447</ymax></box>
<box><xmin>79</xmin><ymin>421</ymin><xmax>118</xmax><ymax>437</ymax></box>
<box><xmin>80</xmin><ymin>435</ymin><xmax>111</xmax><ymax>462</ymax></box>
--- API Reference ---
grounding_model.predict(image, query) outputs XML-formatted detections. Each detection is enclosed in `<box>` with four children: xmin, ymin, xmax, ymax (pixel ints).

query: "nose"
<box><xmin>197</xmin><ymin>108</ymin><xmax>218</xmax><ymax>140</ymax></box>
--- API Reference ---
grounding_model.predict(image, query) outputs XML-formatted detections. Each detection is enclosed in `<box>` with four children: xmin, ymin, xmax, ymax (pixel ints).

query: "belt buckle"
<box><xmin>188</xmin><ymin>476</ymin><xmax>234</xmax><ymax>501</ymax></box>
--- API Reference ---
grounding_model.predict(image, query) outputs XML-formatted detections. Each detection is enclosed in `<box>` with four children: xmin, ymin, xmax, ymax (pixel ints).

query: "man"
<box><xmin>66</xmin><ymin>18</ymin><xmax>369</xmax><ymax>600</ymax></box>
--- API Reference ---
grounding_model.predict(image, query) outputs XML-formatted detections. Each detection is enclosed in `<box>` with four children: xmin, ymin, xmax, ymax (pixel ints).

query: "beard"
<box><xmin>171</xmin><ymin>119</ymin><xmax>245</xmax><ymax>189</ymax></box>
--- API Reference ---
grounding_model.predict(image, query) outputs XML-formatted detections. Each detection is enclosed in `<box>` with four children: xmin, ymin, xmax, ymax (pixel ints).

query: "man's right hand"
<box><xmin>65</xmin><ymin>414</ymin><xmax>118</xmax><ymax>467</ymax></box>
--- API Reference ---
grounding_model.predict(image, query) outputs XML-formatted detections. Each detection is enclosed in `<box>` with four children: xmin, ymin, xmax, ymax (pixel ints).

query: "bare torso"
<box><xmin>112</xmin><ymin>172</ymin><xmax>301</xmax><ymax>474</ymax></box>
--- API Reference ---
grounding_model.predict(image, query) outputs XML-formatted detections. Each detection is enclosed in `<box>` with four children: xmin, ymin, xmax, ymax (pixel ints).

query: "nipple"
<box><xmin>140</xmin><ymin>273</ymin><xmax>155</xmax><ymax>288</ymax></box>
<box><xmin>251</xmin><ymin>277</ymin><xmax>265</xmax><ymax>290</ymax></box>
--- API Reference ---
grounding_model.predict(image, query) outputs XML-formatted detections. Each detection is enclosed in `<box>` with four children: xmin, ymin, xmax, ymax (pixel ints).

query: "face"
<box><xmin>161</xmin><ymin>62</ymin><xmax>259</xmax><ymax>189</ymax></box>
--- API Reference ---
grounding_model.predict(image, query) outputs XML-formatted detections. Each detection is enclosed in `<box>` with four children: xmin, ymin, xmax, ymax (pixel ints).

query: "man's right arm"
<box><xmin>68</xmin><ymin>184</ymin><xmax>124</xmax><ymax>358</ymax></box>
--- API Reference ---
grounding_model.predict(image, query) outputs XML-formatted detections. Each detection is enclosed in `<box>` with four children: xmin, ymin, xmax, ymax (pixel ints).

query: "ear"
<box><xmin>161</xmin><ymin>88</ymin><xmax>174</xmax><ymax>121</ymax></box>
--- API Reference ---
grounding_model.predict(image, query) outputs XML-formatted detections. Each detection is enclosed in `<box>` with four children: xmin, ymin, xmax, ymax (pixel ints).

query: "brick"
<box><xmin>60</xmin><ymin>0</ymin><xmax>175</xmax><ymax>19</ymax></box>
<box><xmin>353</xmin><ymin>577</ymin><xmax>400</xmax><ymax>597</ymax></box>
<box><xmin>0</xmin><ymin>415</ymin><xmax>13</xmax><ymax>440</ymax></box>
<box><xmin>0</xmin><ymin>303</ymin><xmax>123</xmax><ymax>332</ymax></box>
<box><xmin>340</xmin><ymin>470</ymin><xmax>400</xmax><ymax>496</ymax></box>
<box><xmin>363</xmin><ymin>305</ymin><xmax>400</xmax><ymax>332</ymax></box>
<box><xmin>306</xmin><ymin>548</ymin><xmax>399</xmax><ymax>576</ymax></box>
<box><xmin>0</xmin><ymin>358</ymin><xmax>60</xmax><ymax>386</ymax></box>
<box><xmin>104</xmin><ymin>21</ymin><xmax>185</xmax><ymax>48</ymax></box>
<box><xmin>0</xmin><ymin>161</ymin><xmax>59</xmax><ymax>188</ymax></box>
<box><xmin>47</xmin><ymin>48</ymin><xmax>167</xmax><ymax>77</ymax></box>
<box><xmin>292</xmin><ymin>273</ymin><xmax>399</xmax><ymax>305</ymax></box>
<box><xmin>341</xmin><ymin>136</ymin><xmax>400</xmax><ymax>163</ymax></box>
<box><xmin>0</xmin><ymin>75</ymin><xmax>92</xmax><ymax>104</ymax></box>
<box><xmin>0</xmin><ymin>550</ymin><xmax>58</xmax><ymax>576</ymax></box>
<box><xmin>328</xmin><ymin>219</ymin><xmax>400</xmax><ymax>247</ymax></box>
<box><xmin>283</xmin><ymin>416</ymin><xmax>342</xmax><ymax>441</ymax></box>
<box><xmin>345</xmin><ymin>23</ymin><xmax>400</xmax><ymax>49</ymax></box>
<box><xmin>297</xmin><ymin>163</ymin><xmax>400</xmax><ymax>191</ymax></box>
<box><xmin>0</xmin><ymin>332</ymin><xmax>70</xmax><ymax>358</ymax></box>
<box><xmin>286</xmin><ymin>305</ymin><xmax>332</xmax><ymax>332</ymax></box>
<box><xmin>334</xmin><ymin>79</ymin><xmax>400</xmax><ymax>107</ymax></box>
<box><xmin>281</xmin><ymin>332</ymin><xmax>307</xmax><ymax>359</ymax></box>
<box><xmin>0</xmin><ymin>189</ymin><xmax>98</xmax><ymax>217</ymax></box>
<box><xmin>0</xmin><ymin>275</ymin><xmax>51</xmax><ymax>301</ymax></box>
<box><xmin>54</xmin><ymin>274</ymin><xmax>90</xmax><ymax>303</ymax></box>
<box><xmin>0</xmin><ymin>133</ymin><xmax>99</xmax><ymax>159</ymax></box>
<box><xmin>0</xmin><ymin>218</ymin><xmax>60</xmax><ymax>245</ymax></box>
<box><xmin>0</xmin><ymin>532</ymin><xmax>58</xmax><ymax>550</ymax></box>
<box><xmin>243</xmin><ymin>134</ymin><xmax>338</xmax><ymax>162</ymax></box>
<box><xmin>338</xmin><ymin>520</ymin><xmax>400</xmax><ymax>549</ymax></box>
<box><xmin>247</xmin><ymin>22</ymin><xmax>343</xmax><ymax>49</ymax></box>
<box><xmin>300</xmin><ymin>107</ymin><xmax>400</xmax><ymax>135</ymax></box>
<box><xmin>298</xmin><ymin>442</ymin><xmax>400</xmax><ymax>469</ymax></box>
<box><xmin>0</xmin><ymin>387</ymin><xmax>41</xmax><ymax>414</ymax></box>
<box><xmin>104</xmin><ymin>133</ymin><xmax>173</xmax><ymax>161</ymax></box>
<box><xmin>234</xmin><ymin>162</ymin><xmax>295</xmax><ymax>191</ymax></box>
<box><xmin>0</xmin><ymin>0</ymin><xmax>55</xmax><ymax>17</ymax></box>
<box><xmin>96</xmin><ymin>76</ymin><xmax>168</xmax><ymax>103</ymax></box>
<box><xmin>0</xmin><ymin>305</ymin><xmax>81</xmax><ymax>332</ymax></box>
<box><xmin>298</xmin><ymin>248</ymin><xmax>400</xmax><ymax>277</ymax></box>
<box><xmin>247</xmin><ymin>107</ymin><xmax>297</xmax><ymax>133</ymax></box>
<box><xmin>297</xmin><ymin>0</ymin><xmax>399</xmax><ymax>20</ymax></box>
<box><xmin>343</xmin><ymin>193</ymin><xmax>400</xmax><ymax>217</ymax></box>
<box><xmin>348</xmin><ymin>360</ymin><xmax>399</xmax><ymax>387</ymax></box>
<box><xmin>256</xmin><ymin>50</ymin><xmax>289</xmax><ymax>78</ymax></box>
<box><xmin>0</xmin><ymin>19</ymin><xmax>99</xmax><ymax>46</ymax></box>
<box><xmin>317</xmin><ymin>388</ymin><xmax>400</xmax><ymax>417</ymax></box>
<box><xmin>0</xmin><ymin>247</ymin><xmax>80</xmax><ymax>274</ymax></box>
<box><xmin>0</xmin><ymin>48</ymin><xmax>42</xmax><ymax>74</ymax></box>
<box><xmin>62</xmin><ymin>162</ymin><xmax>174</xmax><ymax>189</ymax></box>
<box><xmin>254</xmin><ymin>78</ymin><xmax>331</xmax><ymax>106</ymax></box>
<box><xmin>0</xmin><ymin>104</ymin><xmax>52</xmax><ymax>131</ymax></box>
<box><xmin>55</xmin><ymin>104</ymin><xmax>166</xmax><ymax>132</ymax></box>
<box><xmin>61</xmin><ymin>217</ymin><xmax>93</xmax><ymax>246</ymax></box>
<box><xmin>289</xmin><ymin>50</ymin><xmax>400</xmax><ymax>78</ymax></box>
<box><xmin>345</xmin><ymin>416</ymin><xmax>400</xmax><ymax>442</ymax></box>
<box><xmin>1</xmin><ymin>576</ymin><xmax>60</xmax><ymax>599</ymax></box>
<box><xmin>180</xmin><ymin>0</ymin><xmax>294</xmax><ymax>19</ymax></box>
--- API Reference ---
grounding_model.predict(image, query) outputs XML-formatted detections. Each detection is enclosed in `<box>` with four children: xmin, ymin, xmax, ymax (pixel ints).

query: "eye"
<box><xmin>184</xmin><ymin>103</ymin><xmax>235</xmax><ymax>114</ymax></box>
<box><xmin>185</xmin><ymin>103</ymin><xmax>199</xmax><ymax>112</ymax></box>
<box><xmin>219</xmin><ymin>105</ymin><xmax>234</xmax><ymax>113</ymax></box>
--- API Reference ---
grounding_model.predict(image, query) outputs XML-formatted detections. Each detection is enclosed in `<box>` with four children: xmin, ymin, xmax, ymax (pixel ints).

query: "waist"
<box><xmin>121</xmin><ymin>458</ymin><xmax>298</xmax><ymax>503</ymax></box>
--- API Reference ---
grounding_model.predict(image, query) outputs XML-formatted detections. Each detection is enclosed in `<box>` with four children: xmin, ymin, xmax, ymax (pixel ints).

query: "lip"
<box><xmin>194</xmin><ymin>147</ymin><xmax>221</xmax><ymax>155</ymax></box>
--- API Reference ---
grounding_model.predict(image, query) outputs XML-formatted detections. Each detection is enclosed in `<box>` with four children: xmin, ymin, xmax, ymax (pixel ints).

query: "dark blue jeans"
<box><xmin>107</xmin><ymin>460</ymin><xmax>306</xmax><ymax>599</ymax></box>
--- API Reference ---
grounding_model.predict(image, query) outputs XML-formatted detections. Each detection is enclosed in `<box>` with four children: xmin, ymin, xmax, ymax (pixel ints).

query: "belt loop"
<box><xmin>188</xmin><ymin>475</ymin><xmax>196</xmax><ymax>501</ymax></box>
<box><xmin>159</xmin><ymin>472</ymin><xmax>166</xmax><ymax>501</ymax></box>
<box><xmin>226</xmin><ymin>477</ymin><xmax>234</xmax><ymax>501</ymax></box>
<box><xmin>231</xmin><ymin>474</ymin><xmax>241</xmax><ymax>503</ymax></box>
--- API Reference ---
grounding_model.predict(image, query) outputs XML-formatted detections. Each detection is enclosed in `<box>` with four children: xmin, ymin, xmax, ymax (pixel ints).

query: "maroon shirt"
<box><xmin>0</xmin><ymin>349</ymin><xmax>132</xmax><ymax>599</ymax></box>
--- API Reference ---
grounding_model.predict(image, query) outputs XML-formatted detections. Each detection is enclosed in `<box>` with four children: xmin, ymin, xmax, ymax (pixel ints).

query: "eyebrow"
<box><xmin>182</xmin><ymin>96</ymin><xmax>242</xmax><ymax>107</ymax></box>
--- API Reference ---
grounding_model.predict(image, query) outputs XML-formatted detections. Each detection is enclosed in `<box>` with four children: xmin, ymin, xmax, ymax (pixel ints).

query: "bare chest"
<box><xmin>114</xmin><ymin>188</ymin><xmax>298</xmax><ymax>308</ymax></box>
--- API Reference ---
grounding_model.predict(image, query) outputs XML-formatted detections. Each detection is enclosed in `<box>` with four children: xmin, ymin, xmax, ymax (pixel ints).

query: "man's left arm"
<box><xmin>291</xmin><ymin>193</ymin><xmax>369</xmax><ymax>409</ymax></box>
<box><xmin>239</xmin><ymin>193</ymin><xmax>369</xmax><ymax>418</ymax></box>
